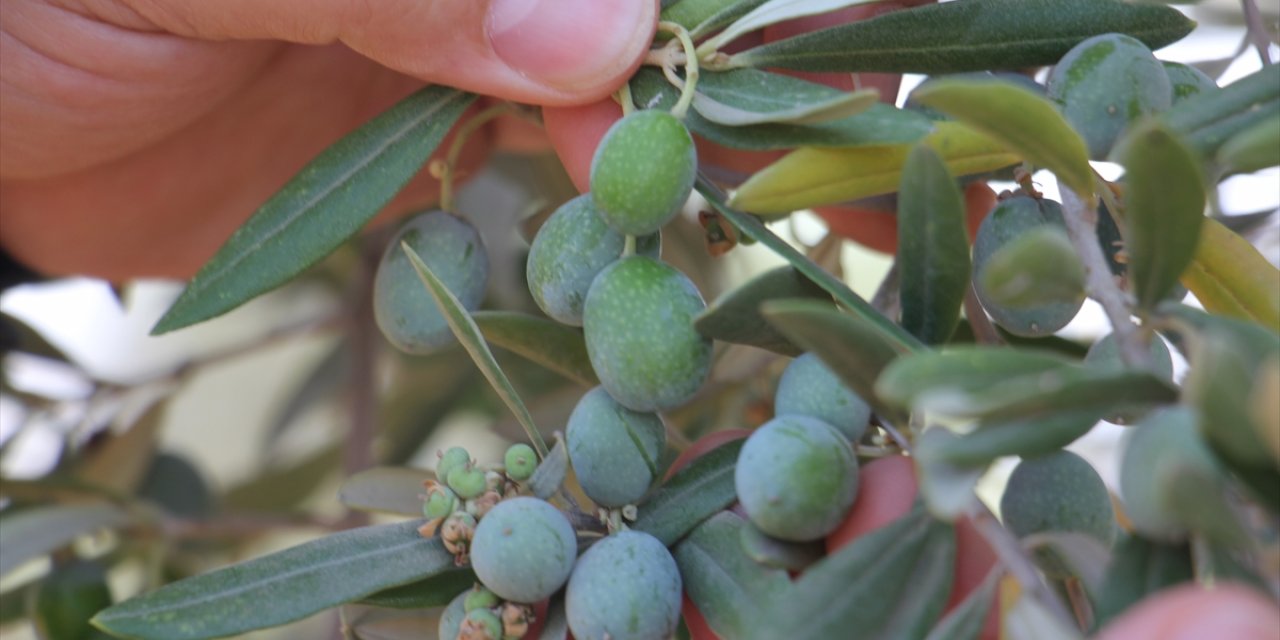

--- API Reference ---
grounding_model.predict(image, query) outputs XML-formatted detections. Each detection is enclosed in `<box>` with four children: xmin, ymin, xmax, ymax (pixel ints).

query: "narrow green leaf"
<box><xmin>911</xmin><ymin>78</ymin><xmax>1093</xmax><ymax>196</ymax></box>
<box><xmin>661</xmin><ymin>0</ymin><xmax>748</xmax><ymax>33</ymax></box>
<box><xmin>93</xmin><ymin>521</ymin><xmax>452</xmax><ymax>640</ymax></box>
<box><xmin>924</xmin><ymin>568</ymin><xmax>999</xmax><ymax>640</ymax></box>
<box><xmin>1180</xmin><ymin>218</ymin><xmax>1280</xmax><ymax>330</ymax></box>
<box><xmin>728</xmin><ymin>122</ymin><xmax>1017</xmax><ymax>213</ymax></box>
<box><xmin>675</xmin><ymin>512</ymin><xmax>792</xmax><ymax>639</ymax></box>
<box><xmin>1114</xmin><ymin>122</ymin><xmax>1206</xmax><ymax>312</ymax></box>
<box><xmin>750</xmin><ymin>507</ymin><xmax>955</xmax><ymax>640</ymax></box>
<box><xmin>403</xmin><ymin>242</ymin><xmax>548</xmax><ymax>457</ymax></box>
<box><xmin>1162</xmin><ymin>63</ymin><xmax>1279</xmax><ymax>158</ymax></box>
<box><xmin>694</xmin><ymin>80</ymin><xmax>879</xmax><ymax>126</ymax></box>
<box><xmin>934</xmin><ymin>409</ymin><xmax>1107</xmax><ymax>467</ymax></box>
<box><xmin>471</xmin><ymin>311</ymin><xmax>596</xmax><ymax>387</ymax></box>
<box><xmin>1091</xmin><ymin>536</ymin><xmax>1192</xmax><ymax>629</ymax></box>
<box><xmin>632</xmin><ymin>69</ymin><xmax>932</xmax><ymax>150</ymax></box>
<box><xmin>34</xmin><ymin>559</ymin><xmax>115</xmax><ymax>640</ymax></box>
<box><xmin>0</xmin><ymin>504</ymin><xmax>130</xmax><ymax>577</ymax></box>
<box><xmin>728</xmin><ymin>0</ymin><xmax>1193</xmax><ymax>74</ymax></box>
<box><xmin>137</xmin><ymin>453</ymin><xmax>214</xmax><ymax>519</ymax></box>
<box><xmin>979</xmin><ymin>228</ymin><xmax>1086</xmax><ymax>309</ymax></box>
<box><xmin>689</xmin><ymin>0</ymin><xmax>770</xmax><ymax>39</ymax></box>
<box><xmin>701</xmin><ymin>0</ymin><xmax>885</xmax><ymax>55</ymax></box>
<box><xmin>876</xmin><ymin>347</ymin><xmax>1074</xmax><ymax>412</ymax></box>
<box><xmin>338</xmin><ymin>467</ymin><xmax>430</xmax><ymax>517</ymax></box>
<box><xmin>528</xmin><ymin>435</ymin><xmax>569</xmax><ymax>500</ymax></box>
<box><xmin>760</xmin><ymin>299</ymin><xmax>906</xmax><ymax>421</ymax></box>
<box><xmin>1216</xmin><ymin>114</ymin><xmax>1280</xmax><ymax>174</ymax></box>
<box><xmin>694</xmin><ymin>266</ymin><xmax>834</xmax><ymax>356</ymax></box>
<box><xmin>152</xmin><ymin>87</ymin><xmax>475</xmax><ymax>334</ymax></box>
<box><xmin>698</xmin><ymin>179</ymin><xmax>925</xmax><ymax>353</ymax></box>
<box><xmin>357</xmin><ymin>568</ymin><xmax>474</xmax><ymax>609</ymax></box>
<box><xmin>898</xmin><ymin>145</ymin><xmax>970</xmax><ymax>345</ymax></box>
<box><xmin>634</xmin><ymin>438</ymin><xmax>744</xmax><ymax>546</ymax></box>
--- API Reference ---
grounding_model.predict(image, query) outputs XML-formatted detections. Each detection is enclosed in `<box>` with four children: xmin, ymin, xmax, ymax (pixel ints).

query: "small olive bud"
<box><xmin>441</xmin><ymin>512</ymin><xmax>478</xmax><ymax>559</ymax></box>
<box><xmin>504</xmin><ymin>444</ymin><xmax>538</xmax><ymax>482</ymax></box>
<box><xmin>437</xmin><ymin>447</ymin><xmax>472</xmax><ymax>483</ymax></box>
<box><xmin>463</xmin><ymin>585</ymin><xmax>501</xmax><ymax>613</ymax></box>
<box><xmin>448</xmin><ymin>466</ymin><xmax>489</xmax><ymax>500</ymax></box>
<box><xmin>467</xmin><ymin>491</ymin><xmax>503</xmax><ymax>519</ymax></box>
<box><xmin>459</xmin><ymin>608</ymin><xmax>504</xmax><ymax>640</ymax></box>
<box><xmin>423</xmin><ymin>481</ymin><xmax>460</xmax><ymax>520</ymax></box>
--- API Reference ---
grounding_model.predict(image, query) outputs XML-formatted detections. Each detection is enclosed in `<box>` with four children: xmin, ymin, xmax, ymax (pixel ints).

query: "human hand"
<box><xmin>0</xmin><ymin>0</ymin><xmax>656</xmax><ymax>280</ymax></box>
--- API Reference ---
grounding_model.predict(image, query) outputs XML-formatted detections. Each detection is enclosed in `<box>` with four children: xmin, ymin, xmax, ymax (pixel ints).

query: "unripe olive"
<box><xmin>1162</xmin><ymin>61</ymin><xmax>1217</xmax><ymax>103</ymax></box>
<box><xmin>590</xmin><ymin>110</ymin><xmax>697</xmax><ymax>236</ymax></box>
<box><xmin>774</xmin><ymin>352</ymin><xmax>872</xmax><ymax>442</ymax></box>
<box><xmin>1047</xmin><ymin>34</ymin><xmax>1172</xmax><ymax>159</ymax></box>
<box><xmin>1000</xmin><ymin>450</ymin><xmax>1116</xmax><ymax>578</ymax></box>
<box><xmin>526</xmin><ymin>194</ymin><xmax>660</xmax><ymax>326</ymax></box>
<box><xmin>972</xmin><ymin>194</ymin><xmax>1083</xmax><ymax>337</ymax></box>
<box><xmin>583</xmin><ymin>256</ymin><xmax>712</xmax><ymax>412</ymax></box>
<box><xmin>448</xmin><ymin>466</ymin><xmax>489</xmax><ymax>500</ymax></box>
<box><xmin>424</xmin><ymin>482</ymin><xmax>460</xmax><ymax>520</ymax></box>
<box><xmin>504</xmin><ymin>443</ymin><xmax>538</xmax><ymax>482</ymax></box>
<box><xmin>566</xmin><ymin>530</ymin><xmax>682</xmax><ymax>640</ymax></box>
<box><xmin>464</xmin><ymin>585</ymin><xmax>501</xmax><ymax>613</ymax></box>
<box><xmin>734</xmin><ymin>415</ymin><xmax>859</xmax><ymax>542</ymax></box>
<box><xmin>373</xmin><ymin>210</ymin><xmax>489</xmax><ymax>353</ymax></box>
<box><xmin>33</xmin><ymin>560</ymin><xmax>112</xmax><ymax>640</ymax></box>
<box><xmin>566</xmin><ymin>386</ymin><xmax>666</xmax><ymax>507</ymax></box>
<box><xmin>470</xmin><ymin>497</ymin><xmax>577</xmax><ymax>603</ymax></box>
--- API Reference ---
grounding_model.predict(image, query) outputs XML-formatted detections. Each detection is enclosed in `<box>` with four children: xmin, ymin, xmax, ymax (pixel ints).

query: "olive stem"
<box><xmin>970</xmin><ymin>508</ymin><xmax>1079</xmax><ymax>630</ymax></box>
<box><xmin>1059</xmin><ymin>186</ymin><xmax>1148</xmax><ymax>368</ymax></box>
<box><xmin>438</xmin><ymin>103</ymin><xmax>511</xmax><ymax>214</ymax></box>
<box><xmin>616</xmin><ymin>81</ymin><xmax>635</xmax><ymax>116</ymax></box>
<box><xmin>656</xmin><ymin>21</ymin><xmax>700</xmax><ymax>120</ymax></box>
<box><xmin>622</xmin><ymin>234</ymin><xmax>637</xmax><ymax>257</ymax></box>
<box><xmin>1242</xmin><ymin>0</ymin><xmax>1275</xmax><ymax>66</ymax></box>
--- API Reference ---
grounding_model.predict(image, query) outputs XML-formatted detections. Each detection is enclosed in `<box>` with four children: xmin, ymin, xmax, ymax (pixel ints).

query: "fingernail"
<box><xmin>487</xmin><ymin>0</ymin><xmax>652</xmax><ymax>93</ymax></box>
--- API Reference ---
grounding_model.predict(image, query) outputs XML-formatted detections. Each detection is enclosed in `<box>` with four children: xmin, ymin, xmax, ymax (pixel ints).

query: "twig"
<box><xmin>964</xmin><ymin>283</ymin><xmax>1004</xmax><ymax>345</ymax></box>
<box><xmin>1242</xmin><ymin>0</ymin><xmax>1275</xmax><ymax>66</ymax></box>
<box><xmin>970</xmin><ymin>508</ymin><xmax>1078</xmax><ymax>630</ymax></box>
<box><xmin>1059</xmin><ymin>187</ymin><xmax>1147</xmax><ymax>367</ymax></box>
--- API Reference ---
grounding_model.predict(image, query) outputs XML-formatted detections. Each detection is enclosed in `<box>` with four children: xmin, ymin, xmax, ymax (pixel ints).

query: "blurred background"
<box><xmin>1</xmin><ymin>1</ymin><xmax>1276</xmax><ymax>637</ymax></box>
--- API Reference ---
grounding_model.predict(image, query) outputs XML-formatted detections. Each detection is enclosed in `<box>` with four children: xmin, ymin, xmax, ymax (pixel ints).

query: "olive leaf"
<box><xmin>693</xmin><ymin>78</ymin><xmax>879</xmax><ymax>126</ymax></box>
<box><xmin>634</xmin><ymin>438</ymin><xmax>744</xmax><ymax>546</ymax></box>
<box><xmin>760</xmin><ymin>299</ymin><xmax>906</xmax><ymax>422</ymax></box>
<box><xmin>1113</xmin><ymin>122</ymin><xmax>1206</xmax><ymax>313</ymax></box>
<box><xmin>92</xmin><ymin>522</ymin><xmax>454</xmax><ymax>640</ymax></box>
<box><xmin>338</xmin><ymin>466</ymin><xmax>431</xmax><ymax>517</ymax></box>
<box><xmin>0</xmin><ymin>503</ymin><xmax>132</xmax><ymax>578</ymax></box>
<box><xmin>876</xmin><ymin>347</ymin><xmax>1075</xmax><ymax>413</ymax></box>
<box><xmin>1180</xmin><ymin>217</ymin><xmax>1280</xmax><ymax>331</ymax></box>
<box><xmin>897</xmin><ymin>144</ymin><xmax>970</xmax><ymax>345</ymax></box>
<box><xmin>729</xmin><ymin>122</ymin><xmax>1017</xmax><ymax>214</ymax></box>
<box><xmin>152</xmin><ymin>87</ymin><xmax>475</xmax><ymax>334</ymax></box>
<box><xmin>749</xmin><ymin>506</ymin><xmax>955</xmax><ymax>640</ymax></box>
<box><xmin>688</xmin><ymin>0</ymin><xmax>770</xmax><ymax>39</ymax></box>
<box><xmin>694</xmin><ymin>265</ymin><xmax>834</xmax><ymax>356</ymax></box>
<box><xmin>1216</xmin><ymin>114</ymin><xmax>1280</xmax><ymax>175</ymax></box>
<box><xmin>931</xmin><ymin>409</ymin><xmax>1109</xmax><ymax>467</ymax></box>
<box><xmin>914</xmin><ymin>429</ymin><xmax>985</xmax><ymax>520</ymax></box>
<box><xmin>910</xmin><ymin>78</ymin><xmax>1094</xmax><ymax>197</ymax></box>
<box><xmin>357</xmin><ymin>569</ymin><xmax>475</xmax><ymax>609</ymax></box>
<box><xmin>675</xmin><ymin>512</ymin><xmax>792</xmax><ymax>639</ymax></box>
<box><xmin>698</xmin><ymin>178</ymin><xmax>925</xmax><ymax>353</ymax></box>
<box><xmin>699</xmin><ymin>0</ymin><xmax>886</xmax><ymax>55</ymax></box>
<box><xmin>726</xmin><ymin>0</ymin><xmax>1193</xmax><ymax>74</ymax></box>
<box><xmin>472</xmin><ymin>311</ymin><xmax>597</xmax><ymax>387</ymax></box>
<box><xmin>632</xmin><ymin>69</ymin><xmax>932</xmax><ymax>151</ymax></box>
<box><xmin>528</xmin><ymin>435</ymin><xmax>569</xmax><ymax>500</ymax></box>
<box><xmin>1161</xmin><ymin>63</ymin><xmax>1280</xmax><ymax>158</ymax></box>
<box><xmin>403</xmin><ymin>241</ymin><xmax>548</xmax><ymax>457</ymax></box>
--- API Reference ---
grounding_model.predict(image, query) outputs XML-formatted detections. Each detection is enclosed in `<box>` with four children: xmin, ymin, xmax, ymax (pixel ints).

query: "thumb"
<box><xmin>120</xmin><ymin>0</ymin><xmax>657</xmax><ymax>105</ymax></box>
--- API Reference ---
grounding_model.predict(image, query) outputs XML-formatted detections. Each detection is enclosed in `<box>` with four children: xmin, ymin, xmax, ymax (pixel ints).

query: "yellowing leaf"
<box><xmin>730</xmin><ymin>122</ymin><xmax>1017</xmax><ymax>214</ymax></box>
<box><xmin>1182</xmin><ymin>218</ymin><xmax>1280</xmax><ymax>332</ymax></box>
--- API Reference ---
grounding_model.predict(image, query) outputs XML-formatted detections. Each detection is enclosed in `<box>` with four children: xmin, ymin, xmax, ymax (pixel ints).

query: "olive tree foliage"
<box><xmin>1</xmin><ymin>1</ymin><xmax>1277</xmax><ymax>639</ymax></box>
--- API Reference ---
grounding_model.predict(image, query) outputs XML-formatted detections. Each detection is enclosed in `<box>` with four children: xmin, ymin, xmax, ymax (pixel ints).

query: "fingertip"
<box><xmin>543</xmin><ymin>99</ymin><xmax>622</xmax><ymax>192</ymax></box>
